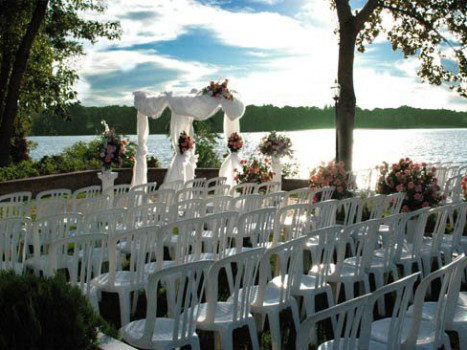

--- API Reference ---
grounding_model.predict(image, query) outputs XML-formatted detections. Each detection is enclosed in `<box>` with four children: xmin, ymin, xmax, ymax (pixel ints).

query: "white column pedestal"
<box><xmin>98</xmin><ymin>170</ymin><xmax>118</xmax><ymax>203</ymax></box>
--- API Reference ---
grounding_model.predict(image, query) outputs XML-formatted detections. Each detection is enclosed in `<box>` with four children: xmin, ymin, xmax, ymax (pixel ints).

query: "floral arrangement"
<box><xmin>201</xmin><ymin>79</ymin><xmax>234</xmax><ymax>100</ymax></box>
<box><xmin>178</xmin><ymin>131</ymin><xmax>195</xmax><ymax>155</ymax></box>
<box><xmin>376</xmin><ymin>158</ymin><xmax>443</xmax><ymax>212</ymax></box>
<box><xmin>98</xmin><ymin>121</ymin><xmax>128</xmax><ymax>170</ymax></box>
<box><xmin>309</xmin><ymin>160</ymin><xmax>354</xmax><ymax>200</ymax></box>
<box><xmin>227</xmin><ymin>132</ymin><xmax>243</xmax><ymax>153</ymax></box>
<box><xmin>234</xmin><ymin>157</ymin><xmax>275</xmax><ymax>184</ymax></box>
<box><xmin>258</xmin><ymin>131</ymin><xmax>293</xmax><ymax>158</ymax></box>
<box><xmin>462</xmin><ymin>175</ymin><xmax>467</xmax><ymax>201</ymax></box>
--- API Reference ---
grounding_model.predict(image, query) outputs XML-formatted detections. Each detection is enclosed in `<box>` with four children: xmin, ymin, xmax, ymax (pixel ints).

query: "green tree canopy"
<box><xmin>0</xmin><ymin>0</ymin><xmax>120</xmax><ymax>165</ymax></box>
<box><xmin>331</xmin><ymin>0</ymin><xmax>466</xmax><ymax>169</ymax></box>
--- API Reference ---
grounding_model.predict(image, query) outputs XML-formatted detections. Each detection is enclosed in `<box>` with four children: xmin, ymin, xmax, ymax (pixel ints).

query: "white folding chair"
<box><xmin>71</xmin><ymin>185</ymin><xmax>102</xmax><ymax>212</ymax></box>
<box><xmin>0</xmin><ymin>217</ymin><xmax>29</xmax><ymax>274</ymax></box>
<box><xmin>229</xmin><ymin>183</ymin><xmax>258</xmax><ymax>197</ymax></box>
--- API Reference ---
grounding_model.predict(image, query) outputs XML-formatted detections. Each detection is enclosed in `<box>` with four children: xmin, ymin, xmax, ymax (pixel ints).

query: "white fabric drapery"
<box><xmin>132</xmin><ymin>90</ymin><xmax>245</xmax><ymax>187</ymax></box>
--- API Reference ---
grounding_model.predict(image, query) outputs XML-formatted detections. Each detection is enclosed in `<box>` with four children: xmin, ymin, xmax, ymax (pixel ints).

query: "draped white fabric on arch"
<box><xmin>131</xmin><ymin>90</ymin><xmax>245</xmax><ymax>186</ymax></box>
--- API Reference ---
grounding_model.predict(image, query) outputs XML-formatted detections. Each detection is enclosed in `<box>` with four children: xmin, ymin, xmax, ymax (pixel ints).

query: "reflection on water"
<box><xmin>29</xmin><ymin>128</ymin><xmax>467</xmax><ymax>178</ymax></box>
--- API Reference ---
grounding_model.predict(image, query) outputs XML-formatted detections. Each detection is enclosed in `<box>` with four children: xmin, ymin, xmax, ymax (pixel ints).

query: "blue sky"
<box><xmin>76</xmin><ymin>0</ymin><xmax>466</xmax><ymax>111</ymax></box>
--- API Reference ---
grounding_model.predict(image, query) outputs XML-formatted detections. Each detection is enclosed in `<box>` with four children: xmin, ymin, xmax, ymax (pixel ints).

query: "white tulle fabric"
<box><xmin>219</xmin><ymin>152</ymin><xmax>241</xmax><ymax>187</ymax></box>
<box><xmin>132</xmin><ymin>90</ymin><xmax>245</xmax><ymax>186</ymax></box>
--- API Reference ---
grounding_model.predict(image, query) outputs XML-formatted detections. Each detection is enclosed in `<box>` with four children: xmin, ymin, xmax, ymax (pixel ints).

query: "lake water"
<box><xmin>28</xmin><ymin>129</ymin><xmax>467</xmax><ymax>178</ymax></box>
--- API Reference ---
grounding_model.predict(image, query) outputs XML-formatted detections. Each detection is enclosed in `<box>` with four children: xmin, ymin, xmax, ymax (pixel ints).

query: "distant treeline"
<box><xmin>30</xmin><ymin>104</ymin><xmax>467</xmax><ymax>136</ymax></box>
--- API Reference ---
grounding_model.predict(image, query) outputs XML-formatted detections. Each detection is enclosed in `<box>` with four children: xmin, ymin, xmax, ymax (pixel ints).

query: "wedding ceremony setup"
<box><xmin>1</xmin><ymin>80</ymin><xmax>467</xmax><ymax>349</ymax></box>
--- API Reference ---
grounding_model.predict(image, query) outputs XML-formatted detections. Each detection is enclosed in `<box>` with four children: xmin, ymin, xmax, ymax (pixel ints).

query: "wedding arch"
<box><xmin>131</xmin><ymin>89</ymin><xmax>245</xmax><ymax>186</ymax></box>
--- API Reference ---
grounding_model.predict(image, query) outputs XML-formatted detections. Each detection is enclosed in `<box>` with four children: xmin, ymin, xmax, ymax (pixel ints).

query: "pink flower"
<box><xmin>401</xmin><ymin>205</ymin><xmax>410</xmax><ymax>212</ymax></box>
<box><xmin>422</xmin><ymin>201</ymin><xmax>430</xmax><ymax>207</ymax></box>
<box><xmin>415</xmin><ymin>185</ymin><xmax>422</xmax><ymax>193</ymax></box>
<box><xmin>396</xmin><ymin>184</ymin><xmax>403</xmax><ymax>192</ymax></box>
<box><xmin>407</xmin><ymin>181</ymin><xmax>414</xmax><ymax>189</ymax></box>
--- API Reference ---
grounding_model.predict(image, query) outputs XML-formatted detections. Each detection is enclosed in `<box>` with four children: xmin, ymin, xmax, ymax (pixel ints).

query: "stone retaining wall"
<box><xmin>0</xmin><ymin>168</ymin><xmax>308</xmax><ymax>197</ymax></box>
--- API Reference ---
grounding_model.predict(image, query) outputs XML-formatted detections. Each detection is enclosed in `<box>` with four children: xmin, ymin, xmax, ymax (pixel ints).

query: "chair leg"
<box><xmin>302</xmin><ymin>294</ymin><xmax>315</xmax><ymax>319</ymax></box>
<box><xmin>290</xmin><ymin>300</ymin><xmax>301</xmax><ymax>334</ymax></box>
<box><xmin>219</xmin><ymin>327</ymin><xmax>233</xmax><ymax>350</ymax></box>
<box><xmin>267</xmin><ymin>310</ymin><xmax>282</xmax><ymax>350</ymax></box>
<box><xmin>190</xmin><ymin>337</ymin><xmax>201</xmax><ymax>350</ymax></box>
<box><xmin>118</xmin><ymin>291</ymin><xmax>131</xmax><ymax>327</ymax></box>
<box><xmin>373</xmin><ymin>272</ymin><xmax>386</xmax><ymax>316</ymax></box>
<box><xmin>247</xmin><ymin>318</ymin><xmax>260</xmax><ymax>350</ymax></box>
<box><xmin>254</xmin><ymin>312</ymin><xmax>266</xmax><ymax>332</ymax></box>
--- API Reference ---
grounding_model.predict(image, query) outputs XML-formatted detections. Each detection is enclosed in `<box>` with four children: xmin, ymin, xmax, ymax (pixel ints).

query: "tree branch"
<box><xmin>335</xmin><ymin>0</ymin><xmax>353</xmax><ymax>23</ymax></box>
<box><xmin>355</xmin><ymin>0</ymin><xmax>379</xmax><ymax>30</ymax></box>
<box><xmin>378</xmin><ymin>1</ymin><xmax>460</xmax><ymax>53</ymax></box>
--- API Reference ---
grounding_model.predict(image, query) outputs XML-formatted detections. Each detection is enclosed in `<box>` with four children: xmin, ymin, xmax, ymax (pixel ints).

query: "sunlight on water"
<box><xmin>29</xmin><ymin>128</ymin><xmax>467</xmax><ymax>179</ymax></box>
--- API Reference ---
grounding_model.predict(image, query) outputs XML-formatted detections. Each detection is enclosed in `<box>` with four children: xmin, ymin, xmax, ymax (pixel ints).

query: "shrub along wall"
<box><xmin>0</xmin><ymin>168</ymin><xmax>306</xmax><ymax>197</ymax></box>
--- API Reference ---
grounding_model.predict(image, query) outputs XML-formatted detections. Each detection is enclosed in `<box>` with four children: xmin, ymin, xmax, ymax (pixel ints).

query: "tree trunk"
<box><xmin>336</xmin><ymin>19</ymin><xmax>357</xmax><ymax>171</ymax></box>
<box><xmin>0</xmin><ymin>0</ymin><xmax>48</xmax><ymax>166</ymax></box>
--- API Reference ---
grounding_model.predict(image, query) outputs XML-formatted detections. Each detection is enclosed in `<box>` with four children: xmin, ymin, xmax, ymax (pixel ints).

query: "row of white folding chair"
<box><xmin>120</xmin><ymin>237</ymin><xmax>305</xmax><ymax>350</ymax></box>
<box><xmin>286</xmin><ymin>186</ymin><xmax>335</xmax><ymax>205</ymax></box>
<box><xmin>297</xmin><ymin>254</ymin><xmax>467</xmax><ymax>350</ymax></box>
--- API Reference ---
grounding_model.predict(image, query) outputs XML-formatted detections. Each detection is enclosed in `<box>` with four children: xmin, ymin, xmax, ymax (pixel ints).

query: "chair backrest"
<box><xmin>383</xmin><ymin>192</ymin><xmax>406</xmax><ymax>215</ymax></box>
<box><xmin>107</xmin><ymin>227</ymin><xmax>163</xmax><ymax>286</ymax></box>
<box><xmin>346</xmin><ymin>171</ymin><xmax>358</xmax><ymax>192</ymax></box>
<box><xmin>109</xmin><ymin>184</ymin><xmax>132</xmax><ymax>209</ymax></box>
<box><xmin>309</xmin><ymin>199</ymin><xmax>338</xmax><ymax>230</ymax></box>
<box><xmin>338</xmin><ymin>219</ymin><xmax>379</xmax><ymax>276</ymax></box>
<box><xmin>71</xmin><ymin>185</ymin><xmax>102</xmax><ymax>211</ymax></box>
<box><xmin>159</xmin><ymin>180</ymin><xmax>184</xmax><ymax>192</ymax></box>
<box><xmin>150</xmin><ymin>189</ymin><xmax>176</xmax><ymax>207</ymax></box>
<box><xmin>443</xmin><ymin>174</ymin><xmax>463</xmax><ymax>204</ymax></box>
<box><xmin>425</xmin><ymin>205</ymin><xmax>450</xmax><ymax>255</ymax></box>
<box><xmin>183</xmin><ymin>178</ymin><xmax>207</xmax><ymax>189</ymax></box>
<box><xmin>204</xmin><ymin>196</ymin><xmax>233</xmax><ymax>214</ymax></box>
<box><xmin>31</xmin><ymin>213</ymin><xmax>83</xmax><ymax>263</ymax></box>
<box><xmin>361</xmin><ymin>273</ymin><xmax>420</xmax><ymax>350</ymax></box>
<box><xmin>274</xmin><ymin>203</ymin><xmax>311</xmax><ymax>243</ymax></box>
<box><xmin>457</xmin><ymin>164</ymin><xmax>467</xmax><ymax>176</ymax></box>
<box><xmin>231</xmin><ymin>194</ymin><xmax>263</xmax><ymax>214</ymax></box>
<box><xmin>405</xmin><ymin>254</ymin><xmax>467</xmax><ymax>349</ymax></box>
<box><xmin>337</xmin><ymin>196</ymin><xmax>364</xmax><ymax>226</ymax></box>
<box><xmin>287</xmin><ymin>187</ymin><xmax>313</xmax><ymax>205</ymax></box>
<box><xmin>168</xmin><ymin>217</ymin><xmax>205</xmax><ymax>264</ymax></box>
<box><xmin>304</xmin><ymin>226</ymin><xmax>343</xmax><ymax>288</ymax></box>
<box><xmin>398</xmin><ymin>208</ymin><xmax>430</xmax><ymax>259</ymax></box>
<box><xmin>170</xmin><ymin>198</ymin><xmax>206</xmax><ymax>223</ymax></box>
<box><xmin>312</xmin><ymin>186</ymin><xmax>335</xmax><ymax>202</ymax></box>
<box><xmin>36</xmin><ymin>188</ymin><xmax>71</xmax><ymax>200</ymax></box>
<box><xmin>127</xmin><ymin>202</ymin><xmax>169</xmax><ymax>229</ymax></box>
<box><xmin>235</xmin><ymin>208</ymin><xmax>276</xmax><ymax>250</ymax></box>
<box><xmin>435</xmin><ymin>166</ymin><xmax>449</xmax><ymax>189</ymax></box>
<box><xmin>35</xmin><ymin>197</ymin><xmax>69</xmax><ymax>218</ymax></box>
<box><xmin>205</xmin><ymin>176</ymin><xmax>227</xmax><ymax>188</ymax></box>
<box><xmin>0</xmin><ymin>217</ymin><xmax>29</xmax><ymax>273</ymax></box>
<box><xmin>175</xmin><ymin>187</ymin><xmax>206</xmax><ymax>203</ymax></box>
<box><xmin>229</xmin><ymin>183</ymin><xmax>258</xmax><ymax>197</ymax></box>
<box><xmin>82</xmin><ymin>208</ymin><xmax>127</xmax><ymax>234</ymax></box>
<box><xmin>142</xmin><ymin>260</ymin><xmax>212</xmax><ymax>347</ymax></box>
<box><xmin>444</xmin><ymin>254</ymin><xmax>467</xmax><ymax>327</ymax></box>
<box><xmin>448</xmin><ymin>202</ymin><xmax>467</xmax><ymax>249</ymax></box>
<box><xmin>75</xmin><ymin>194</ymin><xmax>110</xmax><ymax>216</ymax></box>
<box><xmin>377</xmin><ymin>214</ymin><xmax>405</xmax><ymax>271</ymax></box>
<box><xmin>205</xmin><ymin>184</ymin><xmax>230</xmax><ymax>197</ymax></box>
<box><xmin>262</xmin><ymin>191</ymin><xmax>288</xmax><ymax>209</ymax></box>
<box><xmin>296</xmin><ymin>293</ymin><xmax>371</xmax><ymax>350</ymax></box>
<box><xmin>256</xmin><ymin>181</ymin><xmax>281</xmax><ymax>195</ymax></box>
<box><xmin>130</xmin><ymin>181</ymin><xmax>158</xmax><ymax>195</ymax></box>
<box><xmin>360</xmin><ymin>194</ymin><xmax>386</xmax><ymax>220</ymax></box>
<box><xmin>204</xmin><ymin>248</ymin><xmax>265</xmax><ymax>324</ymax></box>
<box><xmin>129</xmin><ymin>182</ymin><xmax>158</xmax><ymax>207</ymax></box>
<box><xmin>0</xmin><ymin>202</ymin><xmax>24</xmax><ymax>218</ymax></box>
<box><xmin>0</xmin><ymin>191</ymin><xmax>32</xmax><ymax>203</ymax></box>
<box><xmin>253</xmin><ymin>236</ymin><xmax>307</xmax><ymax>308</ymax></box>
<box><xmin>201</xmin><ymin>211</ymin><xmax>238</xmax><ymax>260</ymax></box>
<box><xmin>48</xmin><ymin>233</ymin><xmax>108</xmax><ymax>294</ymax></box>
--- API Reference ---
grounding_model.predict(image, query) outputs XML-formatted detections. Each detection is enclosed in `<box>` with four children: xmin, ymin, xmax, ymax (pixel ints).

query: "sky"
<box><xmin>75</xmin><ymin>0</ymin><xmax>467</xmax><ymax>111</ymax></box>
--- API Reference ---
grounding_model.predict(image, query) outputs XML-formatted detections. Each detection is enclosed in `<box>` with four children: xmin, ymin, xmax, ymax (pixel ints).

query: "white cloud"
<box><xmin>75</xmin><ymin>0</ymin><xmax>467</xmax><ymax>111</ymax></box>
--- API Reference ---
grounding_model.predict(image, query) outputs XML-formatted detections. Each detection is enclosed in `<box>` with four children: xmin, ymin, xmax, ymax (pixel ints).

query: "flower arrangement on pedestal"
<box><xmin>227</xmin><ymin>132</ymin><xmax>243</xmax><ymax>153</ymax></box>
<box><xmin>258</xmin><ymin>131</ymin><xmax>293</xmax><ymax>158</ymax></box>
<box><xmin>201</xmin><ymin>79</ymin><xmax>234</xmax><ymax>100</ymax></box>
<box><xmin>234</xmin><ymin>157</ymin><xmax>274</xmax><ymax>185</ymax></box>
<box><xmin>178</xmin><ymin>131</ymin><xmax>195</xmax><ymax>155</ymax></box>
<box><xmin>98</xmin><ymin>121</ymin><xmax>128</xmax><ymax>170</ymax></box>
<box><xmin>309</xmin><ymin>160</ymin><xmax>354</xmax><ymax>200</ymax></box>
<box><xmin>376</xmin><ymin>158</ymin><xmax>443</xmax><ymax>212</ymax></box>
<box><xmin>462</xmin><ymin>175</ymin><xmax>467</xmax><ymax>201</ymax></box>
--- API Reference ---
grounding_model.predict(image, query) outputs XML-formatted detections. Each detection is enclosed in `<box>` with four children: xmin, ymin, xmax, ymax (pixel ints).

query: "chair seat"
<box><xmin>371</xmin><ymin>316</ymin><xmax>445</xmax><ymax>347</ymax></box>
<box><xmin>196</xmin><ymin>302</ymin><xmax>254</xmax><ymax>328</ymax></box>
<box><xmin>227</xmin><ymin>284</ymin><xmax>288</xmax><ymax>309</ymax></box>
<box><xmin>407</xmin><ymin>301</ymin><xmax>467</xmax><ymax>324</ymax></box>
<box><xmin>344</xmin><ymin>255</ymin><xmax>394</xmax><ymax>272</ymax></box>
<box><xmin>327</xmin><ymin>260</ymin><xmax>367</xmax><ymax>281</ymax></box>
<box><xmin>289</xmin><ymin>274</ymin><xmax>331</xmax><ymax>295</ymax></box>
<box><xmin>318</xmin><ymin>339</ymin><xmax>387</xmax><ymax>350</ymax></box>
<box><xmin>458</xmin><ymin>292</ymin><xmax>467</xmax><ymax>308</ymax></box>
<box><xmin>121</xmin><ymin>317</ymin><xmax>197</xmax><ymax>349</ymax></box>
<box><xmin>91</xmin><ymin>271</ymin><xmax>146</xmax><ymax>291</ymax></box>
